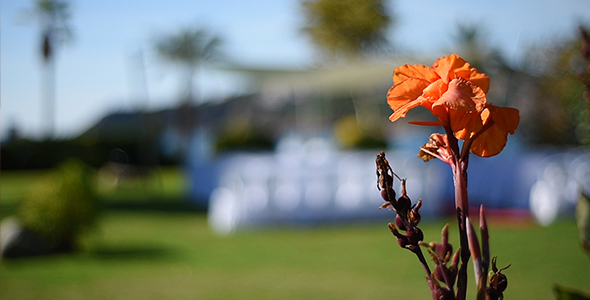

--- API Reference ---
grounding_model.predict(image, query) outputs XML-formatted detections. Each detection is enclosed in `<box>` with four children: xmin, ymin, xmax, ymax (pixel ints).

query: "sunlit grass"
<box><xmin>1</xmin><ymin>169</ymin><xmax>53</xmax><ymax>218</ymax></box>
<box><xmin>1</xmin><ymin>211</ymin><xmax>589</xmax><ymax>300</ymax></box>
<box><xmin>0</xmin><ymin>167</ymin><xmax>190</xmax><ymax>219</ymax></box>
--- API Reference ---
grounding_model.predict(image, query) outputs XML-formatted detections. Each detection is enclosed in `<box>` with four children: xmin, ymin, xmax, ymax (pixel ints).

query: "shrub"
<box><xmin>18</xmin><ymin>159</ymin><xmax>100</xmax><ymax>251</ymax></box>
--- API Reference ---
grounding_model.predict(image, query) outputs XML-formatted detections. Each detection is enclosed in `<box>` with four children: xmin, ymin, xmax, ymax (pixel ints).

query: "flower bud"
<box><xmin>435</xmin><ymin>243</ymin><xmax>453</xmax><ymax>263</ymax></box>
<box><xmin>434</xmin><ymin>224</ymin><xmax>452</xmax><ymax>262</ymax></box>
<box><xmin>434</xmin><ymin>264</ymin><xmax>446</xmax><ymax>283</ymax></box>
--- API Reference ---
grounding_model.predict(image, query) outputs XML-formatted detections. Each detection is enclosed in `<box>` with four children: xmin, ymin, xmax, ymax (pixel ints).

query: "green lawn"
<box><xmin>1</xmin><ymin>169</ymin><xmax>590</xmax><ymax>299</ymax></box>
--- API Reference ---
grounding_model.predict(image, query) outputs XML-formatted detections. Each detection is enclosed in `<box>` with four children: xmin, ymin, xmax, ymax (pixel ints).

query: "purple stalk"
<box><xmin>445</xmin><ymin>127</ymin><xmax>471</xmax><ymax>300</ymax></box>
<box><xmin>467</xmin><ymin>216</ymin><xmax>486</xmax><ymax>300</ymax></box>
<box><xmin>415</xmin><ymin>249</ymin><xmax>435</xmax><ymax>292</ymax></box>
<box><xmin>480</xmin><ymin>205</ymin><xmax>490</xmax><ymax>276</ymax></box>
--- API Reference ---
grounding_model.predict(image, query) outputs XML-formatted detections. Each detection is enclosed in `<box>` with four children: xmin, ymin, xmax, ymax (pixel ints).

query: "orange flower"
<box><xmin>387</xmin><ymin>54</ymin><xmax>519</xmax><ymax>157</ymax></box>
<box><xmin>387</xmin><ymin>54</ymin><xmax>488</xmax><ymax>127</ymax></box>
<box><xmin>387</xmin><ymin>54</ymin><xmax>490</xmax><ymax>116</ymax></box>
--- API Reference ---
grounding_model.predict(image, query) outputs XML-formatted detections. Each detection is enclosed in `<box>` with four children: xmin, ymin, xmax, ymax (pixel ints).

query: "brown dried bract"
<box><xmin>376</xmin><ymin>151</ymin><xmax>397</xmax><ymax>191</ymax></box>
<box><xmin>376</xmin><ymin>151</ymin><xmax>390</xmax><ymax>190</ymax></box>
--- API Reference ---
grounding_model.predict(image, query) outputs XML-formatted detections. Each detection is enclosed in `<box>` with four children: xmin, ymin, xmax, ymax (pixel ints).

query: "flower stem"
<box><xmin>414</xmin><ymin>248</ymin><xmax>435</xmax><ymax>291</ymax></box>
<box><xmin>453</xmin><ymin>165</ymin><xmax>471</xmax><ymax>300</ymax></box>
<box><xmin>445</xmin><ymin>126</ymin><xmax>471</xmax><ymax>300</ymax></box>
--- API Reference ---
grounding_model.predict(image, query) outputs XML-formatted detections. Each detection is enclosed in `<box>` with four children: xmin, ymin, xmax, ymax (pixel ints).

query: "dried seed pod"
<box><xmin>406</xmin><ymin>227</ymin><xmax>424</xmax><ymax>245</ymax></box>
<box><xmin>395</xmin><ymin>214</ymin><xmax>407</xmax><ymax>231</ymax></box>
<box><xmin>380</xmin><ymin>188</ymin><xmax>396</xmax><ymax>202</ymax></box>
<box><xmin>380</xmin><ymin>189</ymin><xmax>388</xmax><ymax>201</ymax></box>
<box><xmin>487</xmin><ymin>257</ymin><xmax>510</xmax><ymax>300</ymax></box>
<box><xmin>489</xmin><ymin>272</ymin><xmax>508</xmax><ymax>293</ymax></box>
<box><xmin>409</xmin><ymin>210</ymin><xmax>421</xmax><ymax>226</ymax></box>
<box><xmin>397</xmin><ymin>235</ymin><xmax>410</xmax><ymax>248</ymax></box>
<box><xmin>396</xmin><ymin>194</ymin><xmax>411</xmax><ymax>213</ymax></box>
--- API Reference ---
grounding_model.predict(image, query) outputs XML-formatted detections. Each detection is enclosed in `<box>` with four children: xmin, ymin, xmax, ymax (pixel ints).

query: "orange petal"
<box><xmin>389</xmin><ymin>98</ymin><xmax>424</xmax><ymax>122</ymax></box>
<box><xmin>435</xmin><ymin>78</ymin><xmax>486</xmax><ymax>113</ymax></box>
<box><xmin>470</xmin><ymin>124</ymin><xmax>509</xmax><ymax>157</ymax></box>
<box><xmin>422</xmin><ymin>79</ymin><xmax>447</xmax><ymax>101</ymax></box>
<box><xmin>430</xmin><ymin>102</ymin><xmax>449</xmax><ymax>124</ymax></box>
<box><xmin>393</xmin><ymin>64</ymin><xmax>439</xmax><ymax>84</ymax></box>
<box><xmin>468</xmin><ymin>69</ymin><xmax>490</xmax><ymax>93</ymax></box>
<box><xmin>387</xmin><ymin>78</ymin><xmax>431</xmax><ymax>110</ymax></box>
<box><xmin>487</xmin><ymin>105</ymin><xmax>520</xmax><ymax>134</ymax></box>
<box><xmin>408</xmin><ymin>120</ymin><xmax>445</xmax><ymax>126</ymax></box>
<box><xmin>470</xmin><ymin>106</ymin><xmax>519</xmax><ymax>157</ymax></box>
<box><xmin>480</xmin><ymin>106</ymin><xmax>492</xmax><ymax>125</ymax></box>
<box><xmin>432</xmin><ymin>54</ymin><xmax>470</xmax><ymax>84</ymax></box>
<box><xmin>449</xmin><ymin>110</ymin><xmax>484</xmax><ymax>140</ymax></box>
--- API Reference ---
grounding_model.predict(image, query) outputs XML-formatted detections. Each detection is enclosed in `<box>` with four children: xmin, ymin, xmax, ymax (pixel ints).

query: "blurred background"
<box><xmin>2</xmin><ymin>0</ymin><xmax>590</xmax><ymax>299</ymax></box>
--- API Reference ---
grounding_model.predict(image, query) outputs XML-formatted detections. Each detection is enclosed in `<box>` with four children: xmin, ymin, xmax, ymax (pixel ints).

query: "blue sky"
<box><xmin>1</xmin><ymin>0</ymin><xmax>589</xmax><ymax>139</ymax></box>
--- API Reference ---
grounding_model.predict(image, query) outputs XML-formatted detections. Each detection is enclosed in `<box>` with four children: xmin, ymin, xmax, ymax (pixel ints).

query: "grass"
<box><xmin>1</xmin><ymin>169</ymin><xmax>590</xmax><ymax>299</ymax></box>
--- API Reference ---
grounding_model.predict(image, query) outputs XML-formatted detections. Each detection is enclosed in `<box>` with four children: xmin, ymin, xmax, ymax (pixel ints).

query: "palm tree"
<box><xmin>154</xmin><ymin>27</ymin><xmax>222</xmax><ymax>161</ymax></box>
<box><xmin>34</xmin><ymin>0</ymin><xmax>72</xmax><ymax>139</ymax></box>
<box><xmin>154</xmin><ymin>28</ymin><xmax>221</xmax><ymax>104</ymax></box>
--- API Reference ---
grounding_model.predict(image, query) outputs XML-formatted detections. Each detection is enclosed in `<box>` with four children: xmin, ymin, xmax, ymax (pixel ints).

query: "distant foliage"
<box><xmin>334</xmin><ymin>115</ymin><xmax>386</xmax><ymax>149</ymax></box>
<box><xmin>18</xmin><ymin>159</ymin><xmax>100</xmax><ymax>250</ymax></box>
<box><xmin>521</xmin><ymin>27</ymin><xmax>590</xmax><ymax>145</ymax></box>
<box><xmin>301</xmin><ymin>0</ymin><xmax>393</xmax><ymax>60</ymax></box>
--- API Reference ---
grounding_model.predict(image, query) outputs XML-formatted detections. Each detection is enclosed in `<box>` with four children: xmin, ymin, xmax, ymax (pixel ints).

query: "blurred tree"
<box><xmin>301</xmin><ymin>0</ymin><xmax>393</xmax><ymax>61</ymax></box>
<box><xmin>33</xmin><ymin>0</ymin><xmax>72</xmax><ymax>139</ymax></box>
<box><xmin>520</xmin><ymin>26</ymin><xmax>590</xmax><ymax>146</ymax></box>
<box><xmin>450</xmin><ymin>23</ymin><xmax>492</xmax><ymax>72</ymax></box>
<box><xmin>154</xmin><ymin>28</ymin><xmax>222</xmax><ymax>104</ymax></box>
<box><xmin>154</xmin><ymin>28</ymin><xmax>222</xmax><ymax>160</ymax></box>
